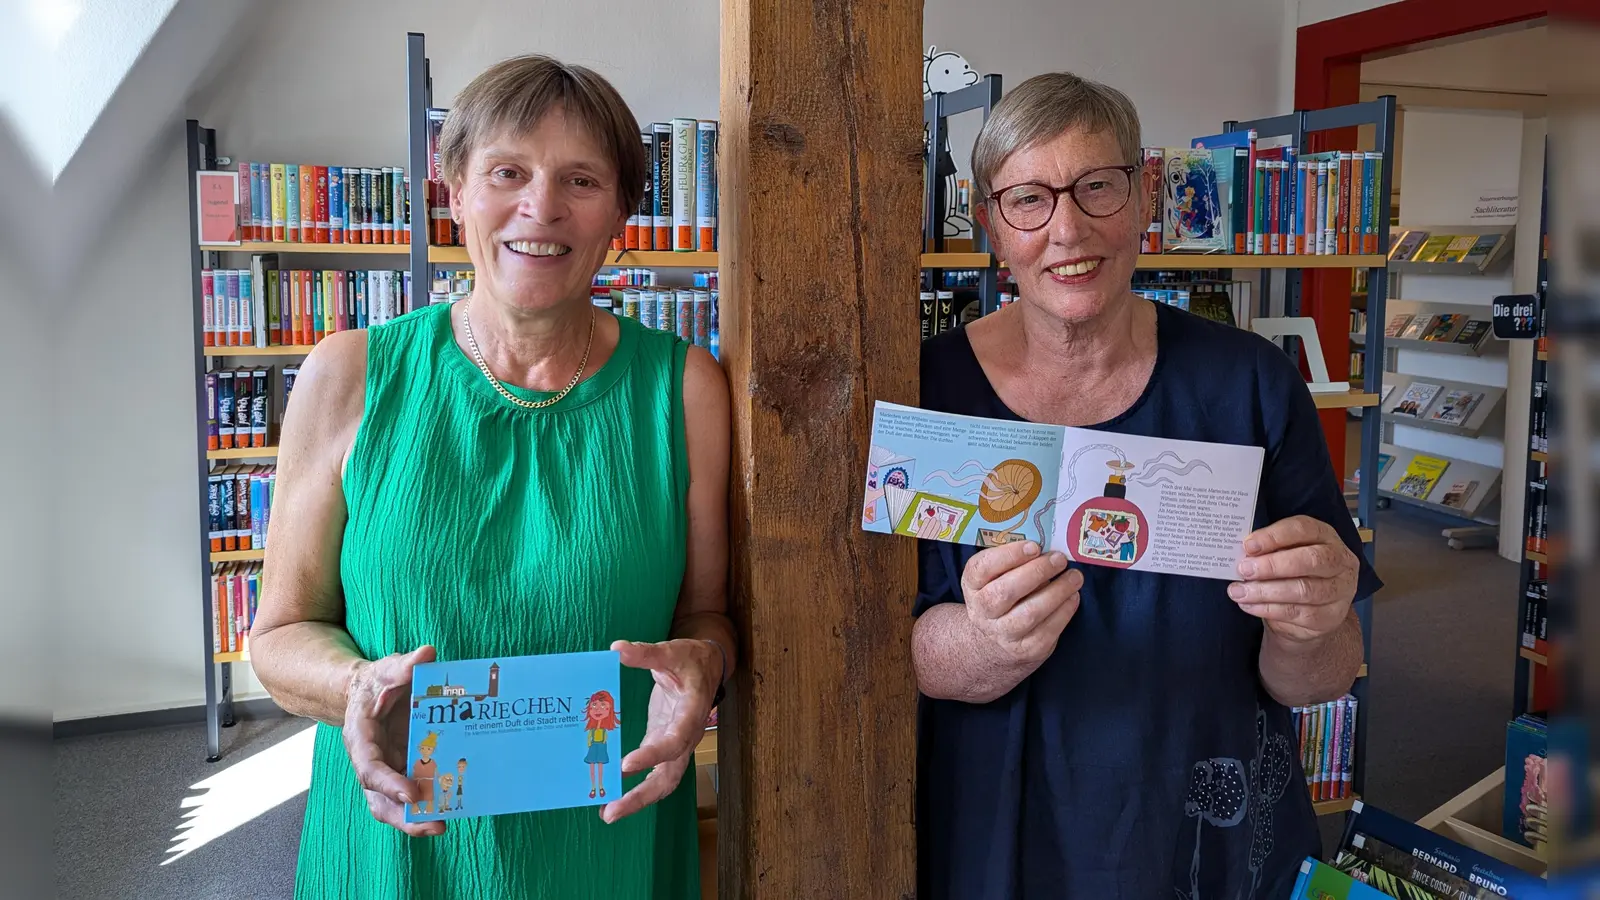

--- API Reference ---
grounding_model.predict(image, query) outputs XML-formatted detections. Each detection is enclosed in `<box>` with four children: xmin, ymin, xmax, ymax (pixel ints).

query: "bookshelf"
<box><xmin>1511</xmin><ymin>151</ymin><xmax>1551</xmax><ymax>723</ymax></box>
<box><xmin>185</xmin><ymin>118</ymin><xmax>427</xmax><ymax>762</ymax></box>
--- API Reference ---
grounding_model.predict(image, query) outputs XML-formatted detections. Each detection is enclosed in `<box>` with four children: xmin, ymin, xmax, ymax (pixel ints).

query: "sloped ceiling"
<box><xmin>9</xmin><ymin>0</ymin><xmax>260</xmax><ymax>280</ymax></box>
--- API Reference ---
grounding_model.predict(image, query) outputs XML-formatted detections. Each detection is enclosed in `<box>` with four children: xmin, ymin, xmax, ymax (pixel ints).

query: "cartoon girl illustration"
<box><xmin>584</xmin><ymin>690</ymin><xmax>620</xmax><ymax>799</ymax></box>
<box><xmin>411</xmin><ymin>731</ymin><xmax>440</xmax><ymax>815</ymax></box>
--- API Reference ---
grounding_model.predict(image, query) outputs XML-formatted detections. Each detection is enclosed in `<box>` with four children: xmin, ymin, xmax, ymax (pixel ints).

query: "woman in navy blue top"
<box><xmin>913</xmin><ymin>73</ymin><xmax>1383</xmax><ymax>900</ymax></box>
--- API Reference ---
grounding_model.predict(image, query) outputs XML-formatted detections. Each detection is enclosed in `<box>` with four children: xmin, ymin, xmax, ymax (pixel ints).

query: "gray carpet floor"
<box><xmin>54</xmin><ymin>508</ymin><xmax>1518</xmax><ymax>897</ymax></box>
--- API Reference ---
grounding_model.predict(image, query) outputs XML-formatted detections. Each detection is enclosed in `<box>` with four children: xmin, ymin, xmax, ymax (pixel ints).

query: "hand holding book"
<box><xmin>960</xmin><ymin>540</ymin><xmax>1084</xmax><ymax>668</ymax></box>
<box><xmin>344</xmin><ymin>645</ymin><xmax>448</xmax><ymax>838</ymax></box>
<box><xmin>1228</xmin><ymin>516</ymin><xmax>1359</xmax><ymax>643</ymax></box>
<box><xmin>599</xmin><ymin>638</ymin><xmax>723</xmax><ymax>825</ymax></box>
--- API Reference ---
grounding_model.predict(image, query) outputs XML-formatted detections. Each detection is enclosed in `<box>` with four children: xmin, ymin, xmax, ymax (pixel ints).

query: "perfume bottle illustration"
<box><xmin>1066</xmin><ymin>459</ymin><xmax>1149</xmax><ymax>568</ymax></box>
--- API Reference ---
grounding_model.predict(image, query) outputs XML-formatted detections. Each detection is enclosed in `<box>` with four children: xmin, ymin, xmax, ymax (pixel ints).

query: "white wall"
<box><xmin>59</xmin><ymin>0</ymin><xmax>1297</xmax><ymax>720</ymax></box>
<box><xmin>1299</xmin><ymin>0</ymin><xmax>1396</xmax><ymax>26</ymax></box>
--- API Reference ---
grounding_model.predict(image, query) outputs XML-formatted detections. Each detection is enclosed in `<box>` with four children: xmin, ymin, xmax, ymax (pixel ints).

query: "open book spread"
<box><xmin>404</xmin><ymin>650</ymin><xmax>622</xmax><ymax>823</ymax></box>
<box><xmin>861</xmin><ymin>402</ymin><xmax>1266</xmax><ymax>581</ymax></box>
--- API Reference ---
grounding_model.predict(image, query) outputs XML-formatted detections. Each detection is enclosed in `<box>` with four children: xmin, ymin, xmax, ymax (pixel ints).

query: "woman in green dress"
<box><xmin>249</xmin><ymin>54</ymin><xmax>735</xmax><ymax>900</ymax></box>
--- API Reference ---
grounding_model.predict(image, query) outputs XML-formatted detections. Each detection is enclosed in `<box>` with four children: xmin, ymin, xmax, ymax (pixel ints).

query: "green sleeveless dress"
<box><xmin>294</xmin><ymin>302</ymin><xmax>699</xmax><ymax>900</ymax></box>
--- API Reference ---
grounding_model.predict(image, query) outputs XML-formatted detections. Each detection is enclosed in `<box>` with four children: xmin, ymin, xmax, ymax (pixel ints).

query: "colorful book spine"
<box><xmin>1337</xmin><ymin>151</ymin><xmax>1353</xmax><ymax>254</ymax></box>
<box><xmin>270</xmin><ymin>164</ymin><xmax>287</xmax><ymax>242</ymax></box>
<box><xmin>628</xmin><ymin>132</ymin><xmax>649</xmax><ymax>249</ymax></box>
<box><xmin>1284</xmin><ymin>149</ymin><xmax>1298</xmax><ymax>255</ymax></box>
<box><xmin>236</xmin><ymin>162</ymin><xmax>253</xmax><ymax>241</ymax></box>
<box><xmin>428</xmin><ymin>108</ymin><xmax>451</xmax><ymax>246</ymax></box>
<box><xmin>328</xmin><ymin>166</ymin><xmax>345</xmax><ymax>244</ymax></box>
<box><xmin>205</xmin><ymin>372</ymin><xmax>219</xmax><ymax>449</ymax></box>
<box><xmin>1363</xmin><ymin>151</ymin><xmax>1380</xmax><ymax>254</ymax></box>
<box><xmin>671</xmin><ymin>118</ymin><xmax>697</xmax><ymax>251</ymax></box>
<box><xmin>251</xmin><ymin>368</ymin><xmax>269</xmax><ymax>447</ymax></box>
<box><xmin>1252</xmin><ymin>160</ymin><xmax>1266</xmax><ymax>255</ymax></box>
<box><xmin>238</xmin><ymin>269</ymin><xmax>254</xmax><ymax>347</ymax></box>
<box><xmin>285</xmin><ymin>166</ymin><xmax>301</xmax><ymax>242</ymax></box>
<box><xmin>298</xmin><ymin>164</ymin><xmax>314</xmax><ymax>240</ymax></box>
<box><xmin>695</xmin><ymin>121</ymin><xmax>718</xmax><ymax>251</ymax></box>
<box><xmin>217</xmin><ymin>370</ymin><xmax>236</xmax><ymax>450</ymax></box>
<box><xmin>653</xmin><ymin>123</ymin><xmax>673</xmax><ymax>250</ymax></box>
<box><xmin>1231</xmin><ymin>147</ymin><xmax>1248</xmax><ymax>255</ymax></box>
<box><xmin>314</xmin><ymin>165</ymin><xmax>329</xmax><ymax>243</ymax></box>
<box><xmin>1142</xmin><ymin>148</ymin><xmax>1163</xmax><ymax>253</ymax></box>
<box><xmin>202</xmin><ymin>269</ymin><xmax>215</xmax><ymax>346</ymax></box>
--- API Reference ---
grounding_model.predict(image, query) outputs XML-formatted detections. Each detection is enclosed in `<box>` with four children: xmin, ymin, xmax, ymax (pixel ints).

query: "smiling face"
<box><xmin>591</xmin><ymin>696</ymin><xmax>612</xmax><ymax>719</ymax></box>
<box><xmin>450</xmin><ymin>107</ymin><xmax>627</xmax><ymax>314</ymax></box>
<box><xmin>977</xmin><ymin>127</ymin><xmax>1143</xmax><ymax>325</ymax></box>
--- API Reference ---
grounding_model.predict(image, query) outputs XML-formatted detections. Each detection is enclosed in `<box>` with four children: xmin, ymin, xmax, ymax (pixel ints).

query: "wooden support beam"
<box><xmin>718</xmin><ymin>0</ymin><xmax>922</xmax><ymax>895</ymax></box>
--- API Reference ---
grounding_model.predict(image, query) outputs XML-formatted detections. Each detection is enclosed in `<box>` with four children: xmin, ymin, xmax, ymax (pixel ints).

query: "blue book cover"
<box><xmin>328</xmin><ymin>166</ymin><xmax>345</xmax><ymax>236</ymax></box>
<box><xmin>1288</xmin><ymin>857</ymin><xmax>1395</xmax><ymax>899</ymax></box>
<box><xmin>1341</xmin><ymin>800</ymin><xmax>1547</xmax><ymax>897</ymax></box>
<box><xmin>1503</xmin><ymin>717</ymin><xmax>1549</xmax><ymax>849</ymax></box>
<box><xmin>404</xmin><ymin>650</ymin><xmax>623</xmax><ymax>823</ymax></box>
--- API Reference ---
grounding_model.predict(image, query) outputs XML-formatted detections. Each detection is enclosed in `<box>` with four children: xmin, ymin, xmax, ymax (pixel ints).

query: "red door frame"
<box><xmin>1293</xmin><ymin>0</ymin><xmax>1549</xmax><ymax>480</ymax></box>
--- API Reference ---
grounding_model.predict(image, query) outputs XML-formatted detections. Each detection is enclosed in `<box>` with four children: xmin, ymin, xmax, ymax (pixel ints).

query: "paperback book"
<box><xmin>1337</xmin><ymin>800</ymin><xmax>1547</xmax><ymax>898</ymax></box>
<box><xmin>1392</xmin><ymin>382</ymin><xmax>1441</xmax><ymax>418</ymax></box>
<box><xmin>1426</xmin><ymin>389</ymin><xmax>1483</xmax><ymax>427</ymax></box>
<box><xmin>1393</xmin><ymin>455</ymin><xmax>1450</xmax><ymax>501</ymax></box>
<box><xmin>404</xmin><ymin>651</ymin><xmax>623</xmax><ymax>823</ymax></box>
<box><xmin>861</xmin><ymin>401</ymin><xmax>1265</xmax><ymax>581</ymax></box>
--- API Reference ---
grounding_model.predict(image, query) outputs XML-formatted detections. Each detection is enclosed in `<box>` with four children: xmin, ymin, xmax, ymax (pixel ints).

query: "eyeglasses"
<box><xmin>986</xmin><ymin>165</ymin><xmax>1138</xmax><ymax>231</ymax></box>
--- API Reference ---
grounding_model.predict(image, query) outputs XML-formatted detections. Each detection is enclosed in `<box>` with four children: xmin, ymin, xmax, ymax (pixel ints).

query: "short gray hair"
<box><xmin>971</xmin><ymin>72</ymin><xmax>1143</xmax><ymax>201</ymax></box>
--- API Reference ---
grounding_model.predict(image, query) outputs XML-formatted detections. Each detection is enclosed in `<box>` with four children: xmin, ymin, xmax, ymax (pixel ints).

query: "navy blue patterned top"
<box><xmin>915</xmin><ymin>301</ymin><xmax>1383</xmax><ymax>900</ymax></box>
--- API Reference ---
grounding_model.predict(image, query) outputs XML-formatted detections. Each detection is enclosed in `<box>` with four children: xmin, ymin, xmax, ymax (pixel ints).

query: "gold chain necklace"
<box><xmin>460</xmin><ymin>298</ymin><xmax>595</xmax><ymax>410</ymax></box>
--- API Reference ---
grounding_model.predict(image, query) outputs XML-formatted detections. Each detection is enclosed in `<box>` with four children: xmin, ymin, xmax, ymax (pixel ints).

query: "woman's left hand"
<box><xmin>1228</xmin><ymin>515</ymin><xmax>1359</xmax><ymax>643</ymax></box>
<box><xmin>599</xmin><ymin>638</ymin><xmax>721</xmax><ymax>824</ymax></box>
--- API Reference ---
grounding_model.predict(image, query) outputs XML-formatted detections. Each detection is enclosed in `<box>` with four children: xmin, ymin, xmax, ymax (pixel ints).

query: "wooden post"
<box><xmin>717</xmin><ymin>0</ymin><xmax>923</xmax><ymax>896</ymax></box>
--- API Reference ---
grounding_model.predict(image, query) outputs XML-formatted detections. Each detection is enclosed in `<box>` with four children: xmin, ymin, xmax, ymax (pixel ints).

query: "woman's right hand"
<box><xmin>342</xmin><ymin>646</ymin><xmax>446</xmax><ymax>837</ymax></box>
<box><xmin>960</xmin><ymin>540</ymin><xmax>1084</xmax><ymax>669</ymax></box>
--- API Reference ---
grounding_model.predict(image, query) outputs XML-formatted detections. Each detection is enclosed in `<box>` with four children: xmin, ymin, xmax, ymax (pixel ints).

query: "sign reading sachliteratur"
<box><xmin>404</xmin><ymin>650</ymin><xmax>622</xmax><ymax>823</ymax></box>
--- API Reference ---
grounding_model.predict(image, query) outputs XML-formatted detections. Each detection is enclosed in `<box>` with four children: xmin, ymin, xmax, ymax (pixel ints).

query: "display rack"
<box><xmin>1511</xmin><ymin>150</ymin><xmax>1551</xmax><ymax>723</ymax></box>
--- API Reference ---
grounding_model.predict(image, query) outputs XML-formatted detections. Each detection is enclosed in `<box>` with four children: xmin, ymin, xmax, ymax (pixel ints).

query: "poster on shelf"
<box><xmin>1468</xmin><ymin>189</ymin><xmax>1518</xmax><ymax>225</ymax></box>
<box><xmin>197</xmin><ymin>170</ymin><xmax>241</xmax><ymax>245</ymax></box>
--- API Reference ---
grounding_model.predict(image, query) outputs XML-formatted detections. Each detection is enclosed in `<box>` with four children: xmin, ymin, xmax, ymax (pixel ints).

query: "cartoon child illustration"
<box><xmin>455</xmin><ymin>758</ymin><xmax>467</xmax><ymax>812</ymax></box>
<box><xmin>436</xmin><ymin>773</ymin><xmax>455</xmax><ymax>812</ymax></box>
<box><xmin>584</xmin><ymin>690</ymin><xmax>620</xmax><ymax>799</ymax></box>
<box><xmin>411</xmin><ymin>731</ymin><xmax>440</xmax><ymax>815</ymax></box>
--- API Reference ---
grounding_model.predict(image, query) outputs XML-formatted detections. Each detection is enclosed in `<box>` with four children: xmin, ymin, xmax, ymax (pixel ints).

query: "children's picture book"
<box><xmin>1392</xmin><ymin>382</ymin><xmax>1441</xmax><ymax>418</ymax></box>
<box><xmin>1162</xmin><ymin>149</ymin><xmax>1229</xmax><ymax>252</ymax></box>
<box><xmin>1384</xmin><ymin>313</ymin><xmax>1414</xmax><ymax>338</ymax></box>
<box><xmin>1393</xmin><ymin>455</ymin><xmax>1449</xmax><ymax>501</ymax></box>
<box><xmin>861</xmin><ymin>401</ymin><xmax>1265</xmax><ymax>581</ymax></box>
<box><xmin>1440</xmin><ymin>480</ymin><xmax>1479</xmax><ymax>510</ymax></box>
<box><xmin>1420</xmin><ymin>313</ymin><xmax>1466</xmax><ymax>342</ymax></box>
<box><xmin>404</xmin><ymin>650</ymin><xmax>623</xmax><ymax>823</ymax></box>
<box><xmin>1426</xmin><ymin>389</ymin><xmax>1483</xmax><ymax>427</ymax></box>
<box><xmin>1388</xmin><ymin>229</ymin><xmax>1428</xmax><ymax>261</ymax></box>
<box><xmin>1502</xmin><ymin>715</ymin><xmax>1548</xmax><ymax>850</ymax></box>
<box><xmin>1340</xmin><ymin>832</ymin><xmax>1502</xmax><ymax>900</ymax></box>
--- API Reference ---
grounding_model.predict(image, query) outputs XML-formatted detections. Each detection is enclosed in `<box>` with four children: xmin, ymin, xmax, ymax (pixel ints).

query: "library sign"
<box><xmin>1492</xmin><ymin>294</ymin><xmax>1540</xmax><ymax>340</ymax></box>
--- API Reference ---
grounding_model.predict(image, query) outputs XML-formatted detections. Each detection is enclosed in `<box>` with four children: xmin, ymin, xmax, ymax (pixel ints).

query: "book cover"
<box><xmin>1398</xmin><ymin>316</ymin><xmax>1429</xmax><ymax>341</ymax></box>
<box><xmin>1384</xmin><ymin>313</ymin><xmax>1414</xmax><ymax>338</ymax></box>
<box><xmin>1462</xmin><ymin>233</ymin><xmax>1502</xmax><ymax>266</ymax></box>
<box><xmin>1426</xmin><ymin>390</ymin><xmax>1483</xmax><ymax>427</ymax></box>
<box><xmin>1289</xmin><ymin>857</ymin><xmax>1396</xmax><ymax>900</ymax></box>
<box><xmin>671</xmin><ymin>118</ymin><xmax>697</xmax><ymax>251</ymax></box>
<box><xmin>1392</xmin><ymin>381</ymin><xmax>1441</xmax><ymax>418</ymax></box>
<box><xmin>1393</xmin><ymin>455</ymin><xmax>1449</xmax><ymax>501</ymax></box>
<box><xmin>1162</xmin><ymin>149</ymin><xmax>1227</xmax><ymax>252</ymax></box>
<box><xmin>1344</xmin><ymin>831</ymin><xmax>1493</xmax><ymax>900</ymax></box>
<box><xmin>197</xmin><ymin>171</ymin><xmax>240</xmax><ymax>244</ymax></box>
<box><xmin>404</xmin><ymin>651</ymin><xmax>623</xmax><ymax>822</ymax></box>
<box><xmin>1503</xmin><ymin>717</ymin><xmax>1549</xmax><ymax>850</ymax></box>
<box><xmin>1412</xmin><ymin>235</ymin><xmax>1454</xmax><ymax>262</ymax></box>
<box><xmin>1436</xmin><ymin>235</ymin><xmax>1478</xmax><ymax>264</ymax></box>
<box><xmin>1141</xmin><ymin>148</ymin><xmax>1165</xmax><ymax>253</ymax></box>
<box><xmin>1421</xmin><ymin>314</ymin><xmax>1466</xmax><ymax>342</ymax></box>
<box><xmin>1340</xmin><ymin>801</ymin><xmax>1546</xmax><ymax>898</ymax></box>
<box><xmin>861</xmin><ymin>401</ymin><xmax>1265</xmax><ymax>581</ymax></box>
<box><xmin>1376</xmin><ymin>452</ymin><xmax>1395</xmax><ymax>483</ymax></box>
<box><xmin>1390</xmin><ymin>229</ymin><xmax>1428</xmax><ymax>261</ymax></box>
<box><xmin>1452</xmin><ymin>320</ymin><xmax>1491</xmax><ymax>348</ymax></box>
<box><xmin>1439</xmin><ymin>480</ymin><xmax>1478</xmax><ymax>510</ymax></box>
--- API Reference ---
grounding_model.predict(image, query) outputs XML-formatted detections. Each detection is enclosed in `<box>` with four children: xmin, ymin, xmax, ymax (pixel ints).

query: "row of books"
<box><xmin>1306</xmin><ymin>800</ymin><xmax>1545</xmax><ymax>898</ymax></box>
<box><xmin>1379</xmin><ymin>452</ymin><xmax>1480</xmax><ymax>509</ymax></box>
<box><xmin>1503</xmin><ymin>715</ymin><xmax>1548</xmax><ymax>851</ymax></box>
<box><xmin>1530</xmin><ymin>376</ymin><xmax>1549</xmax><ymax>454</ymax></box>
<box><xmin>1349</xmin><ymin>350</ymin><xmax>1365</xmax><ymax>381</ymax></box>
<box><xmin>228</xmin><ymin>162</ymin><xmax>410</xmax><ymax>244</ymax></box>
<box><xmin>1349</xmin><ymin>309</ymin><xmax>1367</xmax><ymax>334</ymax></box>
<box><xmin>208</xmin><ymin>464</ymin><xmax>276</xmax><ymax>552</ymax></box>
<box><xmin>206</xmin><ymin>365</ymin><xmax>298</xmax><ymax>450</ymax></box>
<box><xmin>1521</xmin><ymin>568</ymin><xmax>1548</xmax><ymax>657</ymax></box>
<box><xmin>1386</xmin><ymin>381</ymin><xmax>1484</xmax><ymax>427</ymax></box>
<box><xmin>212</xmin><ymin>562</ymin><xmax>261</xmax><ymax>656</ymax></box>
<box><xmin>1389</xmin><ymin>229</ymin><xmax>1505</xmax><ymax>266</ymax></box>
<box><xmin>1151</xmin><ymin>132</ymin><xmax>1385</xmax><ymax>255</ymax></box>
<box><xmin>1383</xmin><ymin>311</ymin><xmax>1492</xmax><ymax>348</ymax></box>
<box><xmin>1293</xmin><ymin>694</ymin><xmax>1357</xmax><ymax>802</ymax></box>
<box><xmin>203</xmin><ymin>258</ymin><xmax>413</xmax><ymax>348</ymax></box>
<box><xmin>606</xmin><ymin>289</ymin><xmax>719</xmax><ymax>353</ymax></box>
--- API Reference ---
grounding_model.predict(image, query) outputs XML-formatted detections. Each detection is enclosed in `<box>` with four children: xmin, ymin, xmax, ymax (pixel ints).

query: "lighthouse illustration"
<box><xmin>1066</xmin><ymin>458</ymin><xmax>1150</xmax><ymax>568</ymax></box>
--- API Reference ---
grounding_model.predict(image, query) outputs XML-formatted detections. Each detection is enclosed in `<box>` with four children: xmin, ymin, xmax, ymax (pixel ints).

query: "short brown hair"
<box><xmin>971</xmin><ymin>72</ymin><xmax>1142</xmax><ymax>201</ymax></box>
<box><xmin>439</xmin><ymin>55</ymin><xmax>646</xmax><ymax>217</ymax></box>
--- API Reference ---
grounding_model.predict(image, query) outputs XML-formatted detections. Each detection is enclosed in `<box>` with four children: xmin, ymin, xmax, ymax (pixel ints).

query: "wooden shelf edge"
<box><xmin>922</xmin><ymin>252</ymin><xmax>992</xmax><ymax>268</ymax></box>
<box><xmin>213</xmin><ymin>650</ymin><xmax>250</xmax><ymax>664</ymax></box>
<box><xmin>207</xmin><ymin>445</ymin><xmax>279</xmax><ymax>460</ymax></box>
<box><xmin>202</xmin><ymin>241</ymin><xmax>409</xmax><ymax>255</ymax></box>
<box><xmin>1312</xmin><ymin>794</ymin><xmax>1360</xmax><ymax>816</ymax></box>
<box><xmin>1136</xmin><ymin>254</ymin><xmax>1385</xmax><ymax>270</ymax></box>
<box><xmin>694</xmin><ymin>730</ymin><xmax>718</xmax><ymax>767</ymax></box>
<box><xmin>1520</xmin><ymin>647</ymin><xmax>1549</xmax><ymax>667</ymax></box>
<box><xmin>1313</xmin><ymin>389</ymin><xmax>1381</xmax><ymax>410</ymax></box>
<box><xmin>204</xmin><ymin>345</ymin><xmax>317</xmax><ymax>357</ymax></box>
<box><xmin>210</xmin><ymin>549</ymin><xmax>265</xmax><ymax>563</ymax></box>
